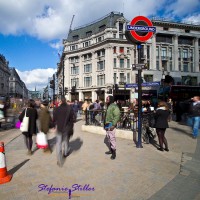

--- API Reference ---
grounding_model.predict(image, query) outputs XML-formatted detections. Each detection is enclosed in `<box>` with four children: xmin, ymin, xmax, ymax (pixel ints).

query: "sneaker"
<box><xmin>63</xmin><ymin>147</ymin><xmax>71</xmax><ymax>157</ymax></box>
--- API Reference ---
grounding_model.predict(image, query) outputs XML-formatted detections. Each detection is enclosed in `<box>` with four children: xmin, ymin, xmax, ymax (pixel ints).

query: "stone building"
<box><xmin>0</xmin><ymin>54</ymin><xmax>10</xmax><ymax>97</ymax></box>
<box><xmin>9</xmin><ymin>67</ymin><xmax>28</xmax><ymax>99</ymax></box>
<box><xmin>57</xmin><ymin>12</ymin><xmax>200</xmax><ymax>102</ymax></box>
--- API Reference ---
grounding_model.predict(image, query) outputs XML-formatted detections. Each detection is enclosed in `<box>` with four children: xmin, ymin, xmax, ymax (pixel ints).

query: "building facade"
<box><xmin>9</xmin><ymin>67</ymin><xmax>29</xmax><ymax>99</ymax></box>
<box><xmin>0</xmin><ymin>54</ymin><xmax>11</xmax><ymax>97</ymax></box>
<box><xmin>57</xmin><ymin>12</ymin><xmax>200</xmax><ymax>102</ymax></box>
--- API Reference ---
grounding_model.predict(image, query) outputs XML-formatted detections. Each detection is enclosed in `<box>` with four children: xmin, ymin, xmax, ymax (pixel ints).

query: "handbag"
<box><xmin>20</xmin><ymin>108</ymin><xmax>29</xmax><ymax>132</ymax></box>
<box><xmin>36</xmin><ymin>132</ymin><xmax>48</xmax><ymax>149</ymax></box>
<box><xmin>15</xmin><ymin>120</ymin><xmax>21</xmax><ymax>129</ymax></box>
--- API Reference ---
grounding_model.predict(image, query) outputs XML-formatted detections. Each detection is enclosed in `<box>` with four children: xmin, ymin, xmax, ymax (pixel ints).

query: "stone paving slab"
<box><xmin>0</xmin><ymin>120</ymin><xmax>199</xmax><ymax>200</ymax></box>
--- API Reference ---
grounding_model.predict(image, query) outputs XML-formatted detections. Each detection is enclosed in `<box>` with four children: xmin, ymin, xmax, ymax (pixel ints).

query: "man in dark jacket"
<box><xmin>187</xmin><ymin>96</ymin><xmax>200</xmax><ymax>139</ymax></box>
<box><xmin>53</xmin><ymin>96</ymin><xmax>74</xmax><ymax>167</ymax></box>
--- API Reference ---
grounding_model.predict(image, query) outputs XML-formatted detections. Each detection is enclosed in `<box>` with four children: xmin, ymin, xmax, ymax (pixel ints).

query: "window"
<box><xmin>127</xmin><ymin>59</ymin><xmax>130</xmax><ymax>68</ymax></box>
<box><xmin>86</xmin><ymin>31</ymin><xmax>92</xmax><ymax>37</ymax></box>
<box><xmin>83</xmin><ymin>53</ymin><xmax>92</xmax><ymax>61</ymax></box>
<box><xmin>119</xmin><ymin>73</ymin><xmax>125</xmax><ymax>82</ymax></box>
<box><xmin>120</xmin><ymin>59</ymin><xmax>124</xmax><ymax>68</ymax></box>
<box><xmin>84</xmin><ymin>64</ymin><xmax>92</xmax><ymax>73</ymax></box>
<box><xmin>156</xmin><ymin>61</ymin><xmax>159</xmax><ymax>70</ymax></box>
<box><xmin>70</xmin><ymin>45</ymin><xmax>77</xmax><ymax>51</ymax></box>
<box><xmin>119</xmin><ymin>22</ymin><xmax>123</xmax><ymax>31</ymax></box>
<box><xmin>119</xmin><ymin>34</ymin><xmax>123</xmax><ymax>39</ymax></box>
<box><xmin>147</xmin><ymin>46</ymin><xmax>150</xmax><ymax>59</ymax></box>
<box><xmin>114</xmin><ymin>58</ymin><xmax>117</xmax><ymax>68</ymax></box>
<box><xmin>144</xmin><ymin>75</ymin><xmax>153</xmax><ymax>82</ymax></box>
<box><xmin>178</xmin><ymin>48</ymin><xmax>181</xmax><ymax>60</ymax></box>
<box><xmin>127</xmin><ymin>73</ymin><xmax>130</xmax><ymax>83</ymax></box>
<box><xmin>178</xmin><ymin>37</ymin><xmax>193</xmax><ymax>45</ymax></box>
<box><xmin>99</xmin><ymin>25</ymin><xmax>106</xmax><ymax>32</ymax></box>
<box><xmin>97</xmin><ymin>61</ymin><xmax>105</xmax><ymax>71</ymax></box>
<box><xmin>163</xmin><ymin>27</ymin><xmax>169</xmax><ymax>31</ymax></box>
<box><xmin>119</xmin><ymin>47</ymin><xmax>124</xmax><ymax>53</ymax></box>
<box><xmin>71</xmin><ymin>65</ymin><xmax>79</xmax><ymax>75</ymax></box>
<box><xmin>70</xmin><ymin>56</ymin><xmax>79</xmax><ymax>63</ymax></box>
<box><xmin>72</xmin><ymin>35</ymin><xmax>79</xmax><ymax>41</ymax></box>
<box><xmin>84</xmin><ymin>77</ymin><xmax>92</xmax><ymax>87</ymax></box>
<box><xmin>169</xmin><ymin>62</ymin><xmax>173</xmax><ymax>71</ymax></box>
<box><xmin>113</xmin><ymin>73</ymin><xmax>117</xmax><ymax>84</ymax></box>
<box><xmin>71</xmin><ymin>78</ymin><xmax>79</xmax><ymax>87</ymax></box>
<box><xmin>156</xmin><ymin>35</ymin><xmax>172</xmax><ymax>43</ymax></box>
<box><xmin>127</xmin><ymin>47</ymin><xmax>130</xmax><ymax>54</ymax></box>
<box><xmin>97</xmin><ymin>74</ymin><xmax>105</xmax><ymax>86</ymax></box>
<box><xmin>169</xmin><ymin>47</ymin><xmax>172</xmax><ymax>60</ymax></box>
<box><xmin>183</xmin><ymin>63</ymin><xmax>188</xmax><ymax>72</ymax></box>
<box><xmin>183</xmin><ymin>49</ymin><xmax>188</xmax><ymax>59</ymax></box>
<box><xmin>113</xmin><ymin>46</ymin><xmax>116</xmax><ymax>54</ymax></box>
<box><xmin>161</xmin><ymin>47</ymin><xmax>167</xmax><ymax>59</ymax></box>
<box><xmin>156</xmin><ymin>47</ymin><xmax>159</xmax><ymax>59</ymax></box>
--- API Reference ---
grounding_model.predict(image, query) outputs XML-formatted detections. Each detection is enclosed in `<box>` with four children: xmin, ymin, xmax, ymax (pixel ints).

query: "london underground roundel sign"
<box><xmin>126</xmin><ymin>16</ymin><xmax>156</xmax><ymax>43</ymax></box>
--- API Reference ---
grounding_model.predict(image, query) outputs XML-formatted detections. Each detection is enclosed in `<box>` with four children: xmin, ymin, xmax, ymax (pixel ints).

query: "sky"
<box><xmin>0</xmin><ymin>0</ymin><xmax>199</xmax><ymax>91</ymax></box>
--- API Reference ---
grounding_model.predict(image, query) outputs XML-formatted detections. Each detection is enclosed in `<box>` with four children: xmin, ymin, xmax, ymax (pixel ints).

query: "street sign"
<box><xmin>126</xmin><ymin>16</ymin><xmax>156</xmax><ymax>44</ymax></box>
<box><xmin>126</xmin><ymin>81</ymin><xmax>160</xmax><ymax>88</ymax></box>
<box><xmin>132</xmin><ymin>64</ymin><xmax>148</xmax><ymax>70</ymax></box>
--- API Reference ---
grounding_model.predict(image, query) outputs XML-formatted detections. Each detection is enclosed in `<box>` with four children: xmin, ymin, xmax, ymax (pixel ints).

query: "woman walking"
<box><xmin>19</xmin><ymin>99</ymin><xmax>38</xmax><ymax>155</ymax></box>
<box><xmin>38</xmin><ymin>100</ymin><xmax>52</xmax><ymax>152</ymax></box>
<box><xmin>154</xmin><ymin>101</ymin><xmax>170</xmax><ymax>152</ymax></box>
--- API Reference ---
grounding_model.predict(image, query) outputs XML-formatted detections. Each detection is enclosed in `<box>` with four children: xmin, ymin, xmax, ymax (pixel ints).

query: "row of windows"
<box><xmin>156</xmin><ymin>35</ymin><xmax>196</xmax><ymax>45</ymax></box>
<box><xmin>71</xmin><ymin>59</ymin><xmax>131</xmax><ymax>75</ymax></box>
<box><xmin>70</xmin><ymin>73</ymin><xmax>131</xmax><ymax>88</ymax></box>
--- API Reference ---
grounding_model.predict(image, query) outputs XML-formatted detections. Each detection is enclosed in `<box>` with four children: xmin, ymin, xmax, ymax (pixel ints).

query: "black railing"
<box><xmin>85</xmin><ymin>110</ymin><xmax>137</xmax><ymax>131</ymax></box>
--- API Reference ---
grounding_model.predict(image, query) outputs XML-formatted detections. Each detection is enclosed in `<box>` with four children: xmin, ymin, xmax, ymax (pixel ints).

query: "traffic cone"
<box><xmin>0</xmin><ymin>142</ymin><xmax>12</xmax><ymax>184</ymax></box>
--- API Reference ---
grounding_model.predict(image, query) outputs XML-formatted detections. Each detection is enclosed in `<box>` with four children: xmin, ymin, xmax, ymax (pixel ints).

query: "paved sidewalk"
<box><xmin>0</xmin><ymin>120</ymin><xmax>199</xmax><ymax>200</ymax></box>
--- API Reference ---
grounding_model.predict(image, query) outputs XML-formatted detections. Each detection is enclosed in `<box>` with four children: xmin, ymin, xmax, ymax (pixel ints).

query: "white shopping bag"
<box><xmin>36</xmin><ymin>132</ymin><xmax>48</xmax><ymax>149</ymax></box>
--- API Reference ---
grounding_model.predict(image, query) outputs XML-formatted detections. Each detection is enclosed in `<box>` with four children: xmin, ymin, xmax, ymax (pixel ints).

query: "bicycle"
<box><xmin>141</xmin><ymin>112</ymin><xmax>156</xmax><ymax>144</ymax></box>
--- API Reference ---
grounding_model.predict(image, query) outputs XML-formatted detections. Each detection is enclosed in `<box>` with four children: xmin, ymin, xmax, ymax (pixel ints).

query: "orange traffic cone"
<box><xmin>0</xmin><ymin>142</ymin><xmax>12</xmax><ymax>184</ymax></box>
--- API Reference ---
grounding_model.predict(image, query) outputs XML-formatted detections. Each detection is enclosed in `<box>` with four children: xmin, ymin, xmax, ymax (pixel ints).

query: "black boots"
<box><xmin>110</xmin><ymin>149</ymin><xmax>116</xmax><ymax>160</ymax></box>
<box><xmin>105</xmin><ymin>150</ymin><xmax>112</xmax><ymax>154</ymax></box>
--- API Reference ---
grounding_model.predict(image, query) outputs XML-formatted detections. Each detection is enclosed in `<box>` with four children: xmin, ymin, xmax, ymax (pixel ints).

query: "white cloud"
<box><xmin>182</xmin><ymin>14</ymin><xmax>200</xmax><ymax>25</ymax></box>
<box><xmin>1</xmin><ymin>0</ymin><xmax>199</xmax><ymax>42</ymax></box>
<box><xmin>16</xmin><ymin>68</ymin><xmax>56</xmax><ymax>91</ymax></box>
<box><xmin>165</xmin><ymin>0</ymin><xmax>200</xmax><ymax>17</ymax></box>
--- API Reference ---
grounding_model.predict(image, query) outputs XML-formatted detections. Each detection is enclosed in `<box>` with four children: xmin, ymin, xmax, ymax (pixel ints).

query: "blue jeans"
<box><xmin>192</xmin><ymin>117</ymin><xmax>200</xmax><ymax>137</ymax></box>
<box><xmin>56</xmin><ymin>131</ymin><xmax>70</xmax><ymax>164</ymax></box>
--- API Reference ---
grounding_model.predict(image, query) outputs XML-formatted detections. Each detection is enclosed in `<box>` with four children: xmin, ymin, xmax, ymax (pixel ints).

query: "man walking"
<box><xmin>187</xmin><ymin>96</ymin><xmax>200</xmax><ymax>139</ymax></box>
<box><xmin>53</xmin><ymin>96</ymin><xmax>74</xmax><ymax>167</ymax></box>
<box><xmin>104</xmin><ymin>95</ymin><xmax>120</xmax><ymax>160</ymax></box>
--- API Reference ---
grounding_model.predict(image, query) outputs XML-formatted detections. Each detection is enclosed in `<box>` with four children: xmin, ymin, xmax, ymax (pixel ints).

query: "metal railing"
<box><xmin>85</xmin><ymin>110</ymin><xmax>137</xmax><ymax>131</ymax></box>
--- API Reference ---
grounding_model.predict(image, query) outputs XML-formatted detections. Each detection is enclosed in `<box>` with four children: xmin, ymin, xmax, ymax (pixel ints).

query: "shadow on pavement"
<box><xmin>170</xmin><ymin>126</ymin><xmax>191</xmax><ymax>137</ymax></box>
<box><xmin>8</xmin><ymin>159</ymin><xmax>30</xmax><ymax>175</ymax></box>
<box><xmin>69</xmin><ymin>137</ymin><xmax>83</xmax><ymax>152</ymax></box>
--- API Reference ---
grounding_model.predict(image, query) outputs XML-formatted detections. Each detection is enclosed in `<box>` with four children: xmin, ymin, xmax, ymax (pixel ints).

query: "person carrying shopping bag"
<box><xmin>19</xmin><ymin>99</ymin><xmax>38</xmax><ymax>155</ymax></box>
<box><xmin>38</xmin><ymin>100</ymin><xmax>53</xmax><ymax>153</ymax></box>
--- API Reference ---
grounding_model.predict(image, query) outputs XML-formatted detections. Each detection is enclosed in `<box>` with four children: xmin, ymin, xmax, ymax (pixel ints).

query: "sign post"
<box><xmin>126</xmin><ymin>16</ymin><xmax>156</xmax><ymax>148</ymax></box>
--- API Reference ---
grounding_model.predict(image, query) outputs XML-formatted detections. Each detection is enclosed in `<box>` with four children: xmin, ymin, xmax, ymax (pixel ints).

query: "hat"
<box><xmin>41</xmin><ymin>100</ymin><xmax>49</xmax><ymax>106</ymax></box>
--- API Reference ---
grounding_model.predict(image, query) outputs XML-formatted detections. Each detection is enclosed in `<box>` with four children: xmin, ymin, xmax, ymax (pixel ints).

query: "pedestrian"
<box><xmin>81</xmin><ymin>100</ymin><xmax>89</xmax><ymax>120</ymax></box>
<box><xmin>154</xmin><ymin>101</ymin><xmax>170</xmax><ymax>152</ymax></box>
<box><xmin>38</xmin><ymin>100</ymin><xmax>52</xmax><ymax>153</ymax></box>
<box><xmin>53</xmin><ymin>96</ymin><xmax>75</xmax><ymax>167</ymax></box>
<box><xmin>72</xmin><ymin>100</ymin><xmax>80</xmax><ymax>121</ymax></box>
<box><xmin>186</xmin><ymin>96</ymin><xmax>200</xmax><ymax>139</ymax></box>
<box><xmin>19</xmin><ymin>99</ymin><xmax>38</xmax><ymax>155</ymax></box>
<box><xmin>104</xmin><ymin>95</ymin><xmax>120</xmax><ymax>160</ymax></box>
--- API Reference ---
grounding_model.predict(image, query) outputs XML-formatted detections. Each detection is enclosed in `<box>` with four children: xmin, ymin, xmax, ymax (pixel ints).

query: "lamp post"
<box><xmin>161</xmin><ymin>68</ymin><xmax>165</xmax><ymax>101</ymax></box>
